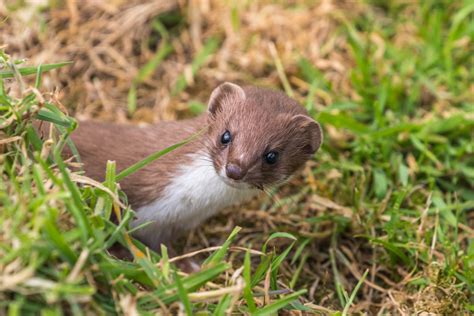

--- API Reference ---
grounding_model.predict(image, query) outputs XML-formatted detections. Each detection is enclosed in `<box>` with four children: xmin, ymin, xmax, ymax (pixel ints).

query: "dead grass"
<box><xmin>1</xmin><ymin>0</ymin><xmax>359</xmax><ymax>120</ymax></box>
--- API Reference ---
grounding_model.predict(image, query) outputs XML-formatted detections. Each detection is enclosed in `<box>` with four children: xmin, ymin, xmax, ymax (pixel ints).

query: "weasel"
<box><xmin>64</xmin><ymin>83</ymin><xmax>323</xmax><ymax>251</ymax></box>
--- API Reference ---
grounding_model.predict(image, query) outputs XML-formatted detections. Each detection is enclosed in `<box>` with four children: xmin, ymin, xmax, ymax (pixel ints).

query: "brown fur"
<box><xmin>206</xmin><ymin>85</ymin><xmax>322</xmax><ymax>189</ymax></box>
<box><xmin>67</xmin><ymin>118</ymin><xmax>206</xmax><ymax>208</ymax></box>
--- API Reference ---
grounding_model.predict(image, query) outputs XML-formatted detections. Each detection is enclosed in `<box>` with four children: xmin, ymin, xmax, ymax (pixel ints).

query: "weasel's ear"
<box><xmin>208</xmin><ymin>82</ymin><xmax>246</xmax><ymax>116</ymax></box>
<box><xmin>292</xmin><ymin>114</ymin><xmax>323</xmax><ymax>155</ymax></box>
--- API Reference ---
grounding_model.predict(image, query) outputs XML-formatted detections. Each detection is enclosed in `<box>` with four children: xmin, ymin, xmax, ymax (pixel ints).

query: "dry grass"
<box><xmin>1</xmin><ymin>0</ymin><xmax>359</xmax><ymax>120</ymax></box>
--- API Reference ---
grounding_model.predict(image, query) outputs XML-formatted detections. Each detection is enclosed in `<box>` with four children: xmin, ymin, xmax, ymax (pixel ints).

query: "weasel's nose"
<box><xmin>226</xmin><ymin>164</ymin><xmax>245</xmax><ymax>181</ymax></box>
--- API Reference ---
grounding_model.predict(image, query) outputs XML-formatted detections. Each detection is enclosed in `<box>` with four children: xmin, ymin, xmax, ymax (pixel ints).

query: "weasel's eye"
<box><xmin>221</xmin><ymin>130</ymin><xmax>232</xmax><ymax>144</ymax></box>
<box><xmin>264</xmin><ymin>151</ymin><xmax>279</xmax><ymax>165</ymax></box>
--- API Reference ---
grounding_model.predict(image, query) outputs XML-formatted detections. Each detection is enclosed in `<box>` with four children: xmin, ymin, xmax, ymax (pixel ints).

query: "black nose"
<box><xmin>226</xmin><ymin>164</ymin><xmax>245</xmax><ymax>180</ymax></box>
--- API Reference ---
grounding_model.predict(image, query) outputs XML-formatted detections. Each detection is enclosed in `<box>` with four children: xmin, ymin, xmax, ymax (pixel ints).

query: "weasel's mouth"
<box><xmin>220</xmin><ymin>177</ymin><xmax>247</xmax><ymax>189</ymax></box>
<box><xmin>217</xmin><ymin>169</ymin><xmax>252</xmax><ymax>189</ymax></box>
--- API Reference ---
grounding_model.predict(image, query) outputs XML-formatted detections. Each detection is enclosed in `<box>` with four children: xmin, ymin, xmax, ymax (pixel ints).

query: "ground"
<box><xmin>0</xmin><ymin>0</ymin><xmax>473</xmax><ymax>314</ymax></box>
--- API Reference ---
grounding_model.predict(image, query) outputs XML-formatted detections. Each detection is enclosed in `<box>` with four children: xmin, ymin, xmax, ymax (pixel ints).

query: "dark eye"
<box><xmin>221</xmin><ymin>130</ymin><xmax>232</xmax><ymax>144</ymax></box>
<box><xmin>264</xmin><ymin>151</ymin><xmax>279</xmax><ymax>165</ymax></box>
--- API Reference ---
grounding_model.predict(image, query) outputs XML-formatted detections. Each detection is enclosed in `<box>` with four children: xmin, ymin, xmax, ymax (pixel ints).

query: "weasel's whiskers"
<box><xmin>261</xmin><ymin>185</ymin><xmax>282</xmax><ymax>207</ymax></box>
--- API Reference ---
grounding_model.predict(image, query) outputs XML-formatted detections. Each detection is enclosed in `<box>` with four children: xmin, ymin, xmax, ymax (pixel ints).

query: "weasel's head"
<box><xmin>204</xmin><ymin>82</ymin><xmax>323</xmax><ymax>190</ymax></box>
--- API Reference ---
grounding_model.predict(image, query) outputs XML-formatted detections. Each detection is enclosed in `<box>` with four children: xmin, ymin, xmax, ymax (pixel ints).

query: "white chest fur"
<box><xmin>131</xmin><ymin>152</ymin><xmax>258</xmax><ymax>249</ymax></box>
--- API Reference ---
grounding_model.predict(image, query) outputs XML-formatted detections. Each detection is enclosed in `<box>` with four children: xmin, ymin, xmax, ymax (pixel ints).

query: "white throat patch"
<box><xmin>132</xmin><ymin>152</ymin><xmax>258</xmax><ymax>249</ymax></box>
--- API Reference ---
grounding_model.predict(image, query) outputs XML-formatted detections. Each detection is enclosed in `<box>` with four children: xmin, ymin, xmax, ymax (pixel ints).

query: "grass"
<box><xmin>0</xmin><ymin>59</ymin><xmax>301</xmax><ymax>314</ymax></box>
<box><xmin>1</xmin><ymin>0</ymin><xmax>473</xmax><ymax>314</ymax></box>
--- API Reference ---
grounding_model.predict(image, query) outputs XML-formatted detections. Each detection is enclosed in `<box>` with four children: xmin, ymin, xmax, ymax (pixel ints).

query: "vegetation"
<box><xmin>1</xmin><ymin>0</ymin><xmax>473</xmax><ymax>314</ymax></box>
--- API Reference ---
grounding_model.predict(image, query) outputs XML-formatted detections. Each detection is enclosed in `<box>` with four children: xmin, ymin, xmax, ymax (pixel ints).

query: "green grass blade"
<box><xmin>212</xmin><ymin>294</ymin><xmax>232</xmax><ymax>316</ymax></box>
<box><xmin>243</xmin><ymin>250</ymin><xmax>257</xmax><ymax>312</ymax></box>
<box><xmin>36</xmin><ymin>107</ymin><xmax>76</xmax><ymax>128</ymax></box>
<box><xmin>145</xmin><ymin>263</ymin><xmax>230</xmax><ymax>306</ymax></box>
<box><xmin>262</xmin><ymin>232</ymin><xmax>296</xmax><ymax>253</ymax></box>
<box><xmin>172</xmin><ymin>37</ymin><xmax>220</xmax><ymax>96</ymax></box>
<box><xmin>160</xmin><ymin>244</ymin><xmax>171</xmax><ymax>283</ymax></box>
<box><xmin>270</xmin><ymin>241</ymin><xmax>295</xmax><ymax>274</ymax></box>
<box><xmin>317</xmin><ymin>112</ymin><xmax>369</xmax><ymax>135</ymax></box>
<box><xmin>203</xmin><ymin>226</ymin><xmax>241</xmax><ymax>266</ymax></box>
<box><xmin>136</xmin><ymin>41</ymin><xmax>173</xmax><ymax>83</ymax></box>
<box><xmin>252</xmin><ymin>289</ymin><xmax>306</xmax><ymax>315</ymax></box>
<box><xmin>43</xmin><ymin>216</ymin><xmax>78</xmax><ymax>264</ymax></box>
<box><xmin>53</xmin><ymin>148</ymin><xmax>92</xmax><ymax>240</ymax></box>
<box><xmin>35</xmin><ymin>64</ymin><xmax>43</xmax><ymax>89</ymax></box>
<box><xmin>115</xmin><ymin>131</ymin><xmax>202</xmax><ymax>181</ymax></box>
<box><xmin>342</xmin><ymin>269</ymin><xmax>369</xmax><ymax>316</ymax></box>
<box><xmin>174</xmin><ymin>270</ymin><xmax>193</xmax><ymax>315</ymax></box>
<box><xmin>127</xmin><ymin>83</ymin><xmax>137</xmax><ymax>115</ymax></box>
<box><xmin>0</xmin><ymin>62</ymin><xmax>72</xmax><ymax>78</ymax></box>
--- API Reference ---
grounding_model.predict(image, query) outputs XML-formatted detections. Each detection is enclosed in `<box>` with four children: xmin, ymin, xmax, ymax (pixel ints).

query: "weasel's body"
<box><xmin>66</xmin><ymin>83</ymin><xmax>323</xmax><ymax>251</ymax></box>
<box><xmin>71</xmin><ymin>117</ymin><xmax>206</xmax><ymax>208</ymax></box>
<box><xmin>70</xmin><ymin>119</ymin><xmax>255</xmax><ymax>248</ymax></box>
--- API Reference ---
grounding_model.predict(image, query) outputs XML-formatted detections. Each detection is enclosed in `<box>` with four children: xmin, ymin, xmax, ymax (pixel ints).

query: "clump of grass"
<box><xmin>296</xmin><ymin>1</ymin><xmax>474</xmax><ymax>312</ymax></box>
<box><xmin>0</xmin><ymin>52</ymin><xmax>312</xmax><ymax>314</ymax></box>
